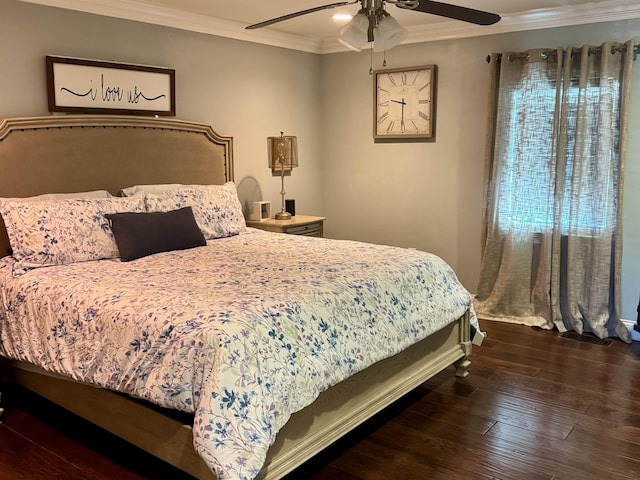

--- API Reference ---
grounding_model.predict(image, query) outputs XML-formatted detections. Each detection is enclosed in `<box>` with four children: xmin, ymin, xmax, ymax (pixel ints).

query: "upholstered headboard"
<box><xmin>0</xmin><ymin>115</ymin><xmax>234</xmax><ymax>258</ymax></box>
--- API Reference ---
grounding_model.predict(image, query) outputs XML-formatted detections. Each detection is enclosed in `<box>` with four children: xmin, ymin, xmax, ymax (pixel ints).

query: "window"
<box><xmin>496</xmin><ymin>71</ymin><xmax>619</xmax><ymax>236</ymax></box>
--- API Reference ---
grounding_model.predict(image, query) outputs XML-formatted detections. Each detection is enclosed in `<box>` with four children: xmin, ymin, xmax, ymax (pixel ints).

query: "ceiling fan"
<box><xmin>246</xmin><ymin>0</ymin><xmax>501</xmax><ymax>52</ymax></box>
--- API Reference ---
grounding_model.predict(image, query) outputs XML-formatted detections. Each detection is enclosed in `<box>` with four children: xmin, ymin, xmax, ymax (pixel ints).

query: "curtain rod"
<box><xmin>486</xmin><ymin>44</ymin><xmax>639</xmax><ymax>63</ymax></box>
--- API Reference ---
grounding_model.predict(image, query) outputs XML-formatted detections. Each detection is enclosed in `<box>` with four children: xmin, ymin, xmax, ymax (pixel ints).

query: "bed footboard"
<box><xmin>262</xmin><ymin>309</ymin><xmax>472</xmax><ymax>478</ymax></box>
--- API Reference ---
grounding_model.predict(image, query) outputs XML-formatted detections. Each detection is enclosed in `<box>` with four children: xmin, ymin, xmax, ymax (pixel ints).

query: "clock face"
<box><xmin>374</xmin><ymin>65</ymin><xmax>435</xmax><ymax>139</ymax></box>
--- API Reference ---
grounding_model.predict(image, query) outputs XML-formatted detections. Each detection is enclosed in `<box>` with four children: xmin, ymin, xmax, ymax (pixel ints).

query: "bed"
<box><xmin>0</xmin><ymin>115</ymin><xmax>474</xmax><ymax>480</ymax></box>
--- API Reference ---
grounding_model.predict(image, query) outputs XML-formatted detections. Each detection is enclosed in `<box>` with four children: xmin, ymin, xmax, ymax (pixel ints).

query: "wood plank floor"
<box><xmin>1</xmin><ymin>320</ymin><xmax>639</xmax><ymax>480</ymax></box>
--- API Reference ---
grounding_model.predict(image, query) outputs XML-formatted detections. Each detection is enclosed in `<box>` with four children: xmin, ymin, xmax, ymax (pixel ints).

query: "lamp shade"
<box><xmin>373</xmin><ymin>14</ymin><xmax>408</xmax><ymax>52</ymax></box>
<box><xmin>337</xmin><ymin>12</ymin><xmax>369</xmax><ymax>52</ymax></box>
<box><xmin>268</xmin><ymin>135</ymin><xmax>298</xmax><ymax>173</ymax></box>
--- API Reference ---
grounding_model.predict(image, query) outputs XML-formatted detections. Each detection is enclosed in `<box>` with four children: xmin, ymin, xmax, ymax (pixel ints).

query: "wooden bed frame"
<box><xmin>0</xmin><ymin>115</ymin><xmax>472</xmax><ymax>480</ymax></box>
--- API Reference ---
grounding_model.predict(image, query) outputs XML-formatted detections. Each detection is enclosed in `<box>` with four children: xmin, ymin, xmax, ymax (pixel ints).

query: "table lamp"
<box><xmin>267</xmin><ymin>132</ymin><xmax>298</xmax><ymax>220</ymax></box>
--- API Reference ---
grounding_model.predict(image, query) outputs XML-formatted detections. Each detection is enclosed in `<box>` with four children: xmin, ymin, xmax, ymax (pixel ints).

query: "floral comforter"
<box><xmin>0</xmin><ymin>229</ymin><xmax>474</xmax><ymax>480</ymax></box>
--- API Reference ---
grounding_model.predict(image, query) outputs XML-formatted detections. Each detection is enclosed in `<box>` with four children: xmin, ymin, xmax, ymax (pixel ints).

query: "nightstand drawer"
<box><xmin>246</xmin><ymin>215</ymin><xmax>325</xmax><ymax>238</ymax></box>
<box><xmin>285</xmin><ymin>223</ymin><xmax>322</xmax><ymax>237</ymax></box>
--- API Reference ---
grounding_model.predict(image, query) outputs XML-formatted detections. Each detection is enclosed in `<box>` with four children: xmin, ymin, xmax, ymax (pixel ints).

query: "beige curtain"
<box><xmin>476</xmin><ymin>40</ymin><xmax>635</xmax><ymax>343</ymax></box>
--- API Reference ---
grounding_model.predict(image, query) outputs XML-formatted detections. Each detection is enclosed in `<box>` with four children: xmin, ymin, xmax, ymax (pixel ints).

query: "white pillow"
<box><xmin>0</xmin><ymin>195</ymin><xmax>145</xmax><ymax>272</ymax></box>
<box><xmin>120</xmin><ymin>184</ymin><xmax>183</xmax><ymax>196</ymax></box>
<box><xmin>144</xmin><ymin>182</ymin><xmax>246</xmax><ymax>239</ymax></box>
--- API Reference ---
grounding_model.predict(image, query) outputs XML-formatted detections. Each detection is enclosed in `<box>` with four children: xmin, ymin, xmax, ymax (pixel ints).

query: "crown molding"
<box><xmin>19</xmin><ymin>0</ymin><xmax>640</xmax><ymax>55</ymax></box>
<box><xmin>18</xmin><ymin>0</ymin><xmax>324</xmax><ymax>53</ymax></box>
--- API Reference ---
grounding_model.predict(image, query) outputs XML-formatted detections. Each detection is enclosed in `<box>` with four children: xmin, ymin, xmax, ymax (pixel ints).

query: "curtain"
<box><xmin>476</xmin><ymin>40</ymin><xmax>635</xmax><ymax>343</ymax></box>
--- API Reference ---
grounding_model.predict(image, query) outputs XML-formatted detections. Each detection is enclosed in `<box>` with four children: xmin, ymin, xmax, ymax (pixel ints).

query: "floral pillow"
<box><xmin>0</xmin><ymin>195</ymin><xmax>145</xmax><ymax>271</ymax></box>
<box><xmin>144</xmin><ymin>182</ymin><xmax>246</xmax><ymax>239</ymax></box>
<box><xmin>120</xmin><ymin>184</ymin><xmax>183</xmax><ymax>197</ymax></box>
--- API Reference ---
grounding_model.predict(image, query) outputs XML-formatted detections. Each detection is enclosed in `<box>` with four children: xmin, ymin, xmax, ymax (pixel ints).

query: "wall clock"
<box><xmin>373</xmin><ymin>64</ymin><xmax>436</xmax><ymax>140</ymax></box>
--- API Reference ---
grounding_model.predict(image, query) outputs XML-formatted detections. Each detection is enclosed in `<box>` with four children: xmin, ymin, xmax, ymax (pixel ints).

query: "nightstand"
<box><xmin>246</xmin><ymin>215</ymin><xmax>326</xmax><ymax>238</ymax></box>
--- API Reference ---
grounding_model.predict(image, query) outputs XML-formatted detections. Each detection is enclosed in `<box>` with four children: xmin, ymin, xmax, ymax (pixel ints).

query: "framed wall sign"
<box><xmin>46</xmin><ymin>56</ymin><xmax>176</xmax><ymax>116</ymax></box>
<box><xmin>373</xmin><ymin>64</ymin><xmax>436</xmax><ymax>141</ymax></box>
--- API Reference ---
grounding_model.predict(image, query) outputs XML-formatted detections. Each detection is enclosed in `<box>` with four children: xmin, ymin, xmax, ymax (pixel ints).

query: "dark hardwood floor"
<box><xmin>1</xmin><ymin>320</ymin><xmax>640</xmax><ymax>480</ymax></box>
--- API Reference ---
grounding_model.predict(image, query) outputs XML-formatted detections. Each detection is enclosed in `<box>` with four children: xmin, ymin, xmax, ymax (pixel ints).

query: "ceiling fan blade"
<box><xmin>397</xmin><ymin>0</ymin><xmax>500</xmax><ymax>26</ymax></box>
<box><xmin>246</xmin><ymin>1</ymin><xmax>359</xmax><ymax>30</ymax></box>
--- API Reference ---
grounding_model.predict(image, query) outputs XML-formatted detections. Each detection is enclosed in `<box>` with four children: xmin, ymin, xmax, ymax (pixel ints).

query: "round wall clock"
<box><xmin>373</xmin><ymin>64</ymin><xmax>436</xmax><ymax>140</ymax></box>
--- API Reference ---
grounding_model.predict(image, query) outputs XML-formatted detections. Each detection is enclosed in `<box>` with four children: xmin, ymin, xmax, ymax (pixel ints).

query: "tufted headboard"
<box><xmin>0</xmin><ymin>115</ymin><xmax>234</xmax><ymax>258</ymax></box>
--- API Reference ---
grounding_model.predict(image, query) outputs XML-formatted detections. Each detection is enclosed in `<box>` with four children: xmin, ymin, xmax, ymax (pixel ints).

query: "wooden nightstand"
<box><xmin>246</xmin><ymin>215</ymin><xmax>326</xmax><ymax>238</ymax></box>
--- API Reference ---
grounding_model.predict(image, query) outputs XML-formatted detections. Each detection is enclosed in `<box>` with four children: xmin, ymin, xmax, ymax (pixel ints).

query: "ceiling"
<box><xmin>19</xmin><ymin>0</ymin><xmax>640</xmax><ymax>54</ymax></box>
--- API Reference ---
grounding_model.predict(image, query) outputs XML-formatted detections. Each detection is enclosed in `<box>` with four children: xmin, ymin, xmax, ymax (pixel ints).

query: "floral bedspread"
<box><xmin>0</xmin><ymin>229</ymin><xmax>474</xmax><ymax>480</ymax></box>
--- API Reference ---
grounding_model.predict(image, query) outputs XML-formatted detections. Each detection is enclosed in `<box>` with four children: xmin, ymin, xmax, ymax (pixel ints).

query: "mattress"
<box><xmin>0</xmin><ymin>229</ymin><xmax>474</xmax><ymax>480</ymax></box>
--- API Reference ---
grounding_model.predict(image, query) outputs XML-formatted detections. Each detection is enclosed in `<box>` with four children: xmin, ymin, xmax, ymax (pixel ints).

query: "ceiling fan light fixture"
<box><xmin>337</xmin><ymin>11</ymin><xmax>369</xmax><ymax>52</ymax></box>
<box><xmin>373</xmin><ymin>13</ymin><xmax>408</xmax><ymax>52</ymax></box>
<box><xmin>245</xmin><ymin>1</ymin><xmax>501</xmax><ymax>50</ymax></box>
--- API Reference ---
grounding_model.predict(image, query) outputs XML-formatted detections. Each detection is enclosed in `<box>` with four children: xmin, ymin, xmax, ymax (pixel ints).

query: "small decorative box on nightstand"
<box><xmin>246</xmin><ymin>215</ymin><xmax>326</xmax><ymax>238</ymax></box>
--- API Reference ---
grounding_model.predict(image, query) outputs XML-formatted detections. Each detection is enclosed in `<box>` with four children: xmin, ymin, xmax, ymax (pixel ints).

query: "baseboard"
<box><xmin>620</xmin><ymin>318</ymin><xmax>640</xmax><ymax>341</ymax></box>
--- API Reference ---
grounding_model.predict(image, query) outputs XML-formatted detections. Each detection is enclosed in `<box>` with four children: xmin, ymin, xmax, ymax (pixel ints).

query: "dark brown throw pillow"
<box><xmin>106</xmin><ymin>207</ymin><xmax>206</xmax><ymax>262</ymax></box>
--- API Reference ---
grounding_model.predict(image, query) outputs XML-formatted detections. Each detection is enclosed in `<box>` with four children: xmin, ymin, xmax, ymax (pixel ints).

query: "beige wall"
<box><xmin>2</xmin><ymin>0</ymin><xmax>640</xmax><ymax>320</ymax></box>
